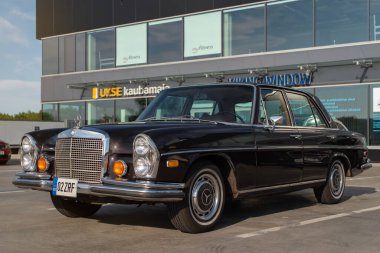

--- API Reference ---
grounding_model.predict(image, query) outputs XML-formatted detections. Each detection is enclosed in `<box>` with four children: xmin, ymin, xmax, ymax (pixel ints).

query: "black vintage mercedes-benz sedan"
<box><xmin>13</xmin><ymin>84</ymin><xmax>371</xmax><ymax>233</ymax></box>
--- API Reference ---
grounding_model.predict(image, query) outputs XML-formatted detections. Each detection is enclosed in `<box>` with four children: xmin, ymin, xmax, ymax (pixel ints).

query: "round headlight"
<box><xmin>134</xmin><ymin>157</ymin><xmax>151</xmax><ymax>177</ymax></box>
<box><xmin>134</xmin><ymin>136</ymin><xmax>150</xmax><ymax>156</ymax></box>
<box><xmin>21</xmin><ymin>137</ymin><xmax>33</xmax><ymax>153</ymax></box>
<box><xmin>21</xmin><ymin>154</ymin><xmax>34</xmax><ymax>171</ymax></box>
<box><xmin>20</xmin><ymin>135</ymin><xmax>38</xmax><ymax>172</ymax></box>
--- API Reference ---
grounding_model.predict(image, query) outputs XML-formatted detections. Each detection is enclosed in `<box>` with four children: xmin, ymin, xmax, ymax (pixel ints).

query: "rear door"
<box><xmin>284</xmin><ymin>91</ymin><xmax>331</xmax><ymax>181</ymax></box>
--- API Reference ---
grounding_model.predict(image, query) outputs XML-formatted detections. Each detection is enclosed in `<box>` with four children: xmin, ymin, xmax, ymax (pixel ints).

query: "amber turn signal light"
<box><xmin>37</xmin><ymin>157</ymin><xmax>49</xmax><ymax>172</ymax></box>
<box><xmin>113</xmin><ymin>160</ymin><xmax>127</xmax><ymax>177</ymax></box>
<box><xmin>167</xmin><ymin>160</ymin><xmax>179</xmax><ymax>168</ymax></box>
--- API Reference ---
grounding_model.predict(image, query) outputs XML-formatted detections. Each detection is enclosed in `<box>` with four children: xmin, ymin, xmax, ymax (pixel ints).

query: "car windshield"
<box><xmin>137</xmin><ymin>85</ymin><xmax>255</xmax><ymax>124</ymax></box>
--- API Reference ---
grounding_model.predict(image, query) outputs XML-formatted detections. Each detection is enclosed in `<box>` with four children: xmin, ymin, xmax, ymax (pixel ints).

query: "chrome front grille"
<box><xmin>55</xmin><ymin>137</ymin><xmax>104</xmax><ymax>184</ymax></box>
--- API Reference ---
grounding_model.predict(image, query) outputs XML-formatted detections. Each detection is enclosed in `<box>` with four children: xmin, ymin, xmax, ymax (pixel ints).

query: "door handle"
<box><xmin>290</xmin><ymin>134</ymin><xmax>302</xmax><ymax>140</ymax></box>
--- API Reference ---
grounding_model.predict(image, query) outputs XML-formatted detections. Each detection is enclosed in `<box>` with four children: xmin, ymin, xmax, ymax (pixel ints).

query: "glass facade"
<box><xmin>87</xmin><ymin>29</ymin><xmax>115</xmax><ymax>70</ymax></box>
<box><xmin>148</xmin><ymin>18</ymin><xmax>183</xmax><ymax>64</ymax></box>
<box><xmin>316</xmin><ymin>0</ymin><xmax>369</xmax><ymax>46</ymax></box>
<box><xmin>42</xmin><ymin>104</ymin><xmax>58</xmax><ymax>121</ymax></box>
<box><xmin>223</xmin><ymin>5</ymin><xmax>265</xmax><ymax>56</ymax></box>
<box><xmin>371</xmin><ymin>84</ymin><xmax>380</xmax><ymax>145</ymax></box>
<box><xmin>42</xmin><ymin>38</ymin><xmax>59</xmax><ymax>75</ymax></box>
<box><xmin>43</xmin><ymin>1</ymin><xmax>379</xmax><ymax>75</ymax></box>
<box><xmin>116</xmin><ymin>98</ymin><xmax>148</xmax><ymax>122</ymax></box>
<box><xmin>59</xmin><ymin>102</ymin><xmax>86</xmax><ymax>127</ymax></box>
<box><xmin>87</xmin><ymin>100</ymin><xmax>115</xmax><ymax>125</ymax></box>
<box><xmin>300</xmin><ymin>85</ymin><xmax>369</xmax><ymax>140</ymax></box>
<box><xmin>267</xmin><ymin>0</ymin><xmax>313</xmax><ymax>51</ymax></box>
<box><xmin>371</xmin><ymin>0</ymin><xmax>380</xmax><ymax>41</ymax></box>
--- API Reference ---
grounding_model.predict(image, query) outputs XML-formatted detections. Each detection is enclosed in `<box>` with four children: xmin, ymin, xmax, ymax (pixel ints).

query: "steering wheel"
<box><xmin>217</xmin><ymin>111</ymin><xmax>246</xmax><ymax>124</ymax></box>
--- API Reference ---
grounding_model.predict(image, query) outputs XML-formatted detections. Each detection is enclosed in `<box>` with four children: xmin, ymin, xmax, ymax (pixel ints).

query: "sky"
<box><xmin>0</xmin><ymin>0</ymin><xmax>41</xmax><ymax>115</ymax></box>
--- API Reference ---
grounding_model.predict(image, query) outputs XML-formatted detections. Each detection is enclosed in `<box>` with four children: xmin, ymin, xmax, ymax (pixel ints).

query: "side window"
<box><xmin>286</xmin><ymin>92</ymin><xmax>326</xmax><ymax>127</ymax></box>
<box><xmin>310</xmin><ymin>103</ymin><xmax>327</xmax><ymax>128</ymax></box>
<box><xmin>261</xmin><ymin>88</ymin><xmax>291</xmax><ymax>126</ymax></box>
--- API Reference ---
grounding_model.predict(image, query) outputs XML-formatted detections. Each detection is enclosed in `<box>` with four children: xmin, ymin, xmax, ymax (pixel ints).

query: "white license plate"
<box><xmin>52</xmin><ymin>177</ymin><xmax>78</xmax><ymax>198</ymax></box>
<box><xmin>0</xmin><ymin>151</ymin><xmax>4</xmax><ymax>155</ymax></box>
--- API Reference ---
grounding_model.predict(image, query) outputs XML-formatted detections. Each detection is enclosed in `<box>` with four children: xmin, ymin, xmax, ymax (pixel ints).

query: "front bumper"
<box><xmin>13</xmin><ymin>172</ymin><xmax>185</xmax><ymax>202</ymax></box>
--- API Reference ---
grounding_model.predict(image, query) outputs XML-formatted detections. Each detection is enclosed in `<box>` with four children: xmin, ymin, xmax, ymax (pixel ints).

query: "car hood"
<box><xmin>81</xmin><ymin>121</ymin><xmax>253</xmax><ymax>155</ymax></box>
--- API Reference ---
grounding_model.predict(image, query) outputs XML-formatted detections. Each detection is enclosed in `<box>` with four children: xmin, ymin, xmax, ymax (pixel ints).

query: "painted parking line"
<box><xmin>0</xmin><ymin>190</ymin><xmax>25</xmax><ymax>194</ymax></box>
<box><xmin>236</xmin><ymin>205</ymin><xmax>380</xmax><ymax>239</ymax></box>
<box><xmin>348</xmin><ymin>175</ymin><xmax>380</xmax><ymax>181</ymax></box>
<box><xmin>0</xmin><ymin>170</ymin><xmax>20</xmax><ymax>173</ymax></box>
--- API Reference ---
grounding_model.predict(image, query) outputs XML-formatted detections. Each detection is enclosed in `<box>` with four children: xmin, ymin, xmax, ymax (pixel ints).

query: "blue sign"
<box><xmin>227</xmin><ymin>73</ymin><xmax>312</xmax><ymax>87</ymax></box>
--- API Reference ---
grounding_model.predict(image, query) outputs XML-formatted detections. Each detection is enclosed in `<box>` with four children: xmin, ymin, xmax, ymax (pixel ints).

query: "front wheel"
<box><xmin>168</xmin><ymin>162</ymin><xmax>225</xmax><ymax>233</ymax></box>
<box><xmin>50</xmin><ymin>193</ymin><xmax>102</xmax><ymax>218</ymax></box>
<box><xmin>314</xmin><ymin>160</ymin><xmax>346</xmax><ymax>204</ymax></box>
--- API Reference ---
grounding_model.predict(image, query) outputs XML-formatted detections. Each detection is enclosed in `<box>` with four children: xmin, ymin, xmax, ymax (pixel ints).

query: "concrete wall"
<box><xmin>0</xmin><ymin>121</ymin><xmax>65</xmax><ymax>146</ymax></box>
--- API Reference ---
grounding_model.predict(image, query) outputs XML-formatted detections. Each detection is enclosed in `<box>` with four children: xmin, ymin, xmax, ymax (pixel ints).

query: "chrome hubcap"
<box><xmin>191</xmin><ymin>172</ymin><xmax>221</xmax><ymax>223</ymax></box>
<box><xmin>329</xmin><ymin>162</ymin><xmax>345</xmax><ymax>198</ymax></box>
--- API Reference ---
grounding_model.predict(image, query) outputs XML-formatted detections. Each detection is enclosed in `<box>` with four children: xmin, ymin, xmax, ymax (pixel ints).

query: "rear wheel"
<box><xmin>50</xmin><ymin>193</ymin><xmax>102</xmax><ymax>218</ymax></box>
<box><xmin>168</xmin><ymin>162</ymin><xmax>225</xmax><ymax>233</ymax></box>
<box><xmin>314</xmin><ymin>160</ymin><xmax>346</xmax><ymax>204</ymax></box>
<box><xmin>0</xmin><ymin>161</ymin><xmax>8</xmax><ymax>165</ymax></box>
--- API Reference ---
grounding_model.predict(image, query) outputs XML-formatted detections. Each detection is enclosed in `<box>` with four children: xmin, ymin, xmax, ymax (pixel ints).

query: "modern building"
<box><xmin>37</xmin><ymin>0</ymin><xmax>380</xmax><ymax>158</ymax></box>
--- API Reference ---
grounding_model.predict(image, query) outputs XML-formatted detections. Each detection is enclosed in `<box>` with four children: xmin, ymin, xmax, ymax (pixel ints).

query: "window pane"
<box><xmin>370</xmin><ymin>85</ymin><xmax>380</xmax><ymax>145</ymax></box>
<box><xmin>267</xmin><ymin>0</ymin><xmax>313</xmax><ymax>51</ymax></box>
<box><xmin>315</xmin><ymin>85</ymin><xmax>368</xmax><ymax>136</ymax></box>
<box><xmin>42</xmin><ymin>104</ymin><xmax>58</xmax><ymax>121</ymax></box>
<box><xmin>87</xmin><ymin>29</ymin><xmax>115</xmax><ymax>70</ymax></box>
<box><xmin>149</xmin><ymin>18</ymin><xmax>183</xmax><ymax>64</ymax></box>
<box><xmin>261</xmin><ymin>89</ymin><xmax>291</xmax><ymax>126</ymax></box>
<box><xmin>156</xmin><ymin>96</ymin><xmax>187</xmax><ymax>118</ymax></box>
<box><xmin>371</xmin><ymin>0</ymin><xmax>380</xmax><ymax>41</ymax></box>
<box><xmin>76</xmin><ymin>33</ymin><xmax>86</xmax><ymax>72</ymax></box>
<box><xmin>316</xmin><ymin>0</ymin><xmax>369</xmax><ymax>46</ymax></box>
<box><xmin>59</xmin><ymin>102</ymin><xmax>85</xmax><ymax>127</ymax></box>
<box><xmin>116</xmin><ymin>98</ymin><xmax>146</xmax><ymax>123</ymax></box>
<box><xmin>87</xmin><ymin>100</ymin><xmax>115</xmax><ymax>125</ymax></box>
<box><xmin>223</xmin><ymin>4</ymin><xmax>265</xmax><ymax>56</ymax></box>
<box><xmin>64</xmin><ymin>35</ymin><xmax>76</xmax><ymax>73</ymax></box>
<box><xmin>184</xmin><ymin>12</ymin><xmax>222</xmax><ymax>58</ymax></box>
<box><xmin>58</xmin><ymin>37</ymin><xmax>64</xmax><ymax>73</ymax></box>
<box><xmin>42</xmin><ymin>38</ymin><xmax>59</xmax><ymax>75</ymax></box>
<box><xmin>286</xmin><ymin>92</ymin><xmax>326</xmax><ymax>127</ymax></box>
<box><xmin>116</xmin><ymin>24</ymin><xmax>147</xmax><ymax>66</ymax></box>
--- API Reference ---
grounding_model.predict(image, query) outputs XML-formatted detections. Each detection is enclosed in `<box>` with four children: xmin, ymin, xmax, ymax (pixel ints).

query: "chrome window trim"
<box><xmin>238</xmin><ymin>179</ymin><xmax>326</xmax><ymax>195</ymax></box>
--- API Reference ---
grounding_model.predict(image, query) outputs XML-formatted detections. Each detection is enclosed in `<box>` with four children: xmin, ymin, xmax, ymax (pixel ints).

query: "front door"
<box><xmin>255</xmin><ymin>88</ymin><xmax>303</xmax><ymax>187</ymax></box>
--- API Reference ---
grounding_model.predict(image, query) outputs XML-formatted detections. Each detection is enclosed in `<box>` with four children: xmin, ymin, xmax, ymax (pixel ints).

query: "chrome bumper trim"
<box><xmin>13</xmin><ymin>173</ymin><xmax>185</xmax><ymax>202</ymax></box>
<box><xmin>360</xmin><ymin>162</ymin><xmax>372</xmax><ymax>171</ymax></box>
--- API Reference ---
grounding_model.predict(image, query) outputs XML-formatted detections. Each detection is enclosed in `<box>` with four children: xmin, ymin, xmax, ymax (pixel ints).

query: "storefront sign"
<box><xmin>92</xmin><ymin>84</ymin><xmax>170</xmax><ymax>100</ymax></box>
<box><xmin>227</xmin><ymin>73</ymin><xmax>312</xmax><ymax>87</ymax></box>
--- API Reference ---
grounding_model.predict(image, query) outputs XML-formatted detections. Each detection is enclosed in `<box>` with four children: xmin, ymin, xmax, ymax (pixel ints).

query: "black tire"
<box><xmin>0</xmin><ymin>160</ymin><xmax>8</xmax><ymax>165</ymax></box>
<box><xmin>168</xmin><ymin>161</ymin><xmax>225</xmax><ymax>233</ymax></box>
<box><xmin>50</xmin><ymin>193</ymin><xmax>101</xmax><ymax>218</ymax></box>
<box><xmin>314</xmin><ymin>160</ymin><xmax>346</xmax><ymax>204</ymax></box>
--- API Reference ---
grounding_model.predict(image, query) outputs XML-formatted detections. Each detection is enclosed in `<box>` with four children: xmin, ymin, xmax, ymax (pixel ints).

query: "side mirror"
<box><xmin>269</xmin><ymin>116</ymin><xmax>284</xmax><ymax>126</ymax></box>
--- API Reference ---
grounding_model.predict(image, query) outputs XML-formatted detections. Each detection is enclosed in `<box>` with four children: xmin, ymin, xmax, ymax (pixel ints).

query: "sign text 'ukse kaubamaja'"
<box><xmin>92</xmin><ymin>84</ymin><xmax>170</xmax><ymax>99</ymax></box>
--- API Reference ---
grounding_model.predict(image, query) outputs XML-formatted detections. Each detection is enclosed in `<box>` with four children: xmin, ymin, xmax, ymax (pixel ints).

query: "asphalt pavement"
<box><xmin>1</xmin><ymin>157</ymin><xmax>380</xmax><ymax>253</ymax></box>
